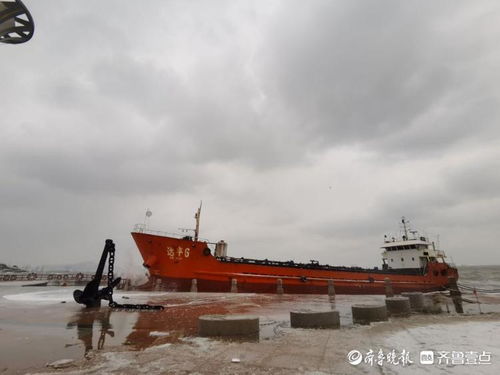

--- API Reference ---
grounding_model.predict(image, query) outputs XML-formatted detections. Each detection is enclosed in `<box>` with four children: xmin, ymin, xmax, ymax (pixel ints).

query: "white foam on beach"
<box><xmin>377</xmin><ymin>320</ymin><xmax>500</xmax><ymax>374</ymax></box>
<box><xmin>149</xmin><ymin>331</ymin><xmax>170</xmax><ymax>337</ymax></box>
<box><xmin>4</xmin><ymin>289</ymin><xmax>73</xmax><ymax>302</ymax></box>
<box><xmin>3</xmin><ymin>289</ymin><xmax>167</xmax><ymax>303</ymax></box>
<box><xmin>144</xmin><ymin>343</ymin><xmax>172</xmax><ymax>352</ymax></box>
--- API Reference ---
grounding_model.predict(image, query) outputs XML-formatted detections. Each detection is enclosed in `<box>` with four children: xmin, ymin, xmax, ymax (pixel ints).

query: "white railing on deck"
<box><xmin>132</xmin><ymin>224</ymin><xmax>211</xmax><ymax>243</ymax></box>
<box><xmin>132</xmin><ymin>224</ymin><xmax>187</xmax><ymax>239</ymax></box>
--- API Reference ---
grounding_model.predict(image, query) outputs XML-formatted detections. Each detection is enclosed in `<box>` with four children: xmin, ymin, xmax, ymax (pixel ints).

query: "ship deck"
<box><xmin>216</xmin><ymin>256</ymin><xmax>426</xmax><ymax>275</ymax></box>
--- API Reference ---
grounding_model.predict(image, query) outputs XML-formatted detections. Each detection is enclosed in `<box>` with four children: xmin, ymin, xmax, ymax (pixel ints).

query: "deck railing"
<box><xmin>132</xmin><ymin>223</ymin><xmax>183</xmax><ymax>238</ymax></box>
<box><xmin>132</xmin><ymin>224</ymin><xmax>211</xmax><ymax>243</ymax></box>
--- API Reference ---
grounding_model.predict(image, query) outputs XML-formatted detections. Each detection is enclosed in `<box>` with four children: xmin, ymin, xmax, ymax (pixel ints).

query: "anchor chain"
<box><xmin>106</xmin><ymin>244</ymin><xmax>164</xmax><ymax>310</ymax></box>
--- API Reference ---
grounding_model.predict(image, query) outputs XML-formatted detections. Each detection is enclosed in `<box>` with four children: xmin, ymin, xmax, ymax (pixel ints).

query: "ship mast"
<box><xmin>194</xmin><ymin>201</ymin><xmax>202</xmax><ymax>241</ymax></box>
<box><xmin>401</xmin><ymin>216</ymin><xmax>409</xmax><ymax>240</ymax></box>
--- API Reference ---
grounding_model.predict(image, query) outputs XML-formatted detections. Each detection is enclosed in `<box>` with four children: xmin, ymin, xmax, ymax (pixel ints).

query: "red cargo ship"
<box><xmin>132</xmin><ymin>206</ymin><xmax>458</xmax><ymax>294</ymax></box>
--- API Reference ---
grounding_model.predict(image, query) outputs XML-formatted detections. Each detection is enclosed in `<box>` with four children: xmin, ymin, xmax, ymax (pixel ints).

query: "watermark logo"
<box><xmin>346</xmin><ymin>349</ymin><xmax>413</xmax><ymax>367</ymax></box>
<box><xmin>420</xmin><ymin>350</ymin><xmax>434</xmax><ymax>364</ymax></box>
<box><xmin>347</xmin><ymin>349</ymin><xmax>492</xmax><ymax>367</ymax></box>
<box><xmin>347</xmin><ymin>350</ymin><xmax>363</xmax><ymax>365</ymax></box>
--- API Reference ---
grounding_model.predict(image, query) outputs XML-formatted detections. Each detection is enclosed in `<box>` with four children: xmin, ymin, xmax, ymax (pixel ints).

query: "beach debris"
<box><xmin>352</xmin><ymin>304</ymin><xmax>388</xmax><ymax>325</ymax></box>
<box><xmin>231</xmin><ymin>358</ymin><xmax>241</xmax><ymax>363</ymax></box>
<box><xmin>47</xmin><ymin>359</ymin><xmax>75</xmax><ymax>369</ymax></box>
<box><xmin>290</xmin><ymin>310</ymin><xmax>340</xmax><ymax>329</ymax></box>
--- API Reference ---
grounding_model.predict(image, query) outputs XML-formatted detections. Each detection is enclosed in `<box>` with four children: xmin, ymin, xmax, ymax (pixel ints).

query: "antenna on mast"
<box><xmin>194</xmin><ymin>201</ymin><xmax>202</xmax><ymax>241</ymax></box>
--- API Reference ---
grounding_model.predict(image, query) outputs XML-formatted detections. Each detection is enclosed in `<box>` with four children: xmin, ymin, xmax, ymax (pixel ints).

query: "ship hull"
<box><xmin>131</xmin><ymin>231</ymin><xmax>458</xmax><ymax>295</ymax></box>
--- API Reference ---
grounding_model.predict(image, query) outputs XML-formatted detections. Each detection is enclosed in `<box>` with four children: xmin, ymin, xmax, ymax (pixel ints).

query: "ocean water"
<box><xmin>457</xmin><ymin>265</ymin><xmax>500</xmax><ymax>291</ymax></box>
<box><xmin>0</xmin><ymin>265</ymin><xmax>499</xmax><ymax>374</ymax></box>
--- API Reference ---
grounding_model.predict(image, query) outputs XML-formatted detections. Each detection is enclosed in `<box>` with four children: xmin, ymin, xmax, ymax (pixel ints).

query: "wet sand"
<box><xmin>1</xmin><ymin>284</ymin><xmax>500</xmax><ymax>374</ymax></box>
<box><xmin>25</xmin><ymin>314</ymin><xmax>500</xmax><ymax>375</ymax></box>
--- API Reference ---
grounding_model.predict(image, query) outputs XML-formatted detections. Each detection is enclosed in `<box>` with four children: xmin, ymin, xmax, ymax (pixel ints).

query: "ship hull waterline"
<box><xmin>132</xmin><ymin>232</ymin><xmax>458</xmax><ymax>295</ymax></box>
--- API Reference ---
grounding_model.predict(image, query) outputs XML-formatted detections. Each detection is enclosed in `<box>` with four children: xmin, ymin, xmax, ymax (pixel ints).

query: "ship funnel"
<box><xmin>215</xmin><ymin>240</ymin><xmax>228</xmax><ymax>257</ymax></box>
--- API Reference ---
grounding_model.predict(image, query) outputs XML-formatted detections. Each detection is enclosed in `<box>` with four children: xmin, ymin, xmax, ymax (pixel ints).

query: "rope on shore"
<box><xmin>435</xmin><ymin>291</ymin><xmax>480</xmax><ymax>306</ymax></box>
<box><xmin>457</xmin><ymin>282</ymin><xmax>500</xmax><ymax>294</ymax></box>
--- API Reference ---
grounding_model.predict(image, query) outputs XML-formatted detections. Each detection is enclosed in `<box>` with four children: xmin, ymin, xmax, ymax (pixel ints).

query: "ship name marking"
<box><xmin>166</xmin><ymin>246</ymin><xmax>190</xmax><ymax>259</ymax></box>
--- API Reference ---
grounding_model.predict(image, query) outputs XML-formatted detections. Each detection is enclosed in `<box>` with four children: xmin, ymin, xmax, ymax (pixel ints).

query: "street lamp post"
<box><xmin>0</xmin><ymin>0</ymin><xmax>34</xmax><ymax>44</ymax></box>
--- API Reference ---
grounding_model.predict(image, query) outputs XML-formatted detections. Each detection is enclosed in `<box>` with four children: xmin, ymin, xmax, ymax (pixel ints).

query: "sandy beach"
<box><xmin>1</xmin><ymin>282</ymin><xmax>500</xmax><ymax>375</ymax></box>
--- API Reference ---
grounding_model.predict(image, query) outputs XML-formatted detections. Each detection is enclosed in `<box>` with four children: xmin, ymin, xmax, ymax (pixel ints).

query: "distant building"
<box><xmin>0</xmin><ymin>0</ymin><xmax>34</xmax><ymax>44</ymax></box>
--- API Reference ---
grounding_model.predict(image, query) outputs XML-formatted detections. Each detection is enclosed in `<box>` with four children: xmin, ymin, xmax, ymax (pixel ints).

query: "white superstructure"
<box><xmin>381</xmin><ymin>218</ymin><xmax>447</xmax><ymax>270</ymax></box>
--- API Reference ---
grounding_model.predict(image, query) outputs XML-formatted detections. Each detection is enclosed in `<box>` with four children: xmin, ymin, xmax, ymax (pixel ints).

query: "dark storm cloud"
<box><xmin>257</xmin><ymin>1</ymin><xmax>500</xmax><ymax>155</ymax></box>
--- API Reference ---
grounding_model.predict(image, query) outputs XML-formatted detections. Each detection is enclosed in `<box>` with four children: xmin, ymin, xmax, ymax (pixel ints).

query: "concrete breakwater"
<box><xmin>0</xmin><ymin>272</ymin><xmax>132</xmax><ymax>288</ymax></box>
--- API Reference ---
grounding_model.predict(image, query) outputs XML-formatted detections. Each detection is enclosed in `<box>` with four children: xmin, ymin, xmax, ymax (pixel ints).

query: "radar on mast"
<box><xmin>144</xmin><ymin>209</ymin><xmax>152</xmax><ymax>228</ymax></box>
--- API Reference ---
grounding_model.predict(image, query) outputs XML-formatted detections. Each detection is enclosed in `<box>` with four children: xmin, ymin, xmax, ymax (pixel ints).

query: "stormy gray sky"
<box><xmin>1</xmin><ymin>0</ymin><xmax>499</xmax><ymax>272</ymax></box>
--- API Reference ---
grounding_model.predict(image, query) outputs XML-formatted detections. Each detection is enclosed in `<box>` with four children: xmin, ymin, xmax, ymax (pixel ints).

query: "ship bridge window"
<box><xmin>390</xmin><ymin>245</ymin><xmax>417</xmax><ymax>250</ymax></box>
<box><xmin>402</xmin><ymin>245</ymin><xmax>416</xmax><ymax>250</ymax></box>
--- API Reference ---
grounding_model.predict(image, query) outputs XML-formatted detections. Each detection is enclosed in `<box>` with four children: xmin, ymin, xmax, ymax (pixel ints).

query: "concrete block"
<box><xmin>401</xmin><ymin>292</ymin><xmax>425</xmax><ymax>312</ymax></box>
<box><xmin>352</xmin><ymin>304</ymin><xmax>388</xmax><ymax>325</ymax></box>
<box><xmin>198</xmin><ymin>315</ymin><xmax>259</xmax><ymax>337</ymax></box>
<box><xmin>385</xmin><ymin>296</ymin><xmax>411</xmax><ymax>317</ymax></box>
<box><xmin>290</xmin><ymin>310</ymin><xmax>340</xmax><ymax>329</ymax></box>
